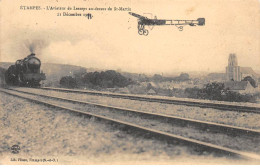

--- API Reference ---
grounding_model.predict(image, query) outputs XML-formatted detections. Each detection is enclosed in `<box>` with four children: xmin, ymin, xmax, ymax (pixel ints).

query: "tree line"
<box><xmin>60</xmin><ymin>70</ymin><xmax>133</xmax><ymax>89</ymax></box>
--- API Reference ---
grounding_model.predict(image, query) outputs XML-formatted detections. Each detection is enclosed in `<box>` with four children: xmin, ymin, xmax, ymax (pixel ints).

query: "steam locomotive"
<box><xmin>5</xmin><ymin>53</ymin><xmax>46</xmax><ymax>87</ymax></box>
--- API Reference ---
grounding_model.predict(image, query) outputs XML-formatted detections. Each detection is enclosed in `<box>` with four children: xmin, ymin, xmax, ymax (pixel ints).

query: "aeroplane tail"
<box><xmin>197</xmin><ymin>18</ymin><xmax>205</xmax><ymax>26</ymax></box>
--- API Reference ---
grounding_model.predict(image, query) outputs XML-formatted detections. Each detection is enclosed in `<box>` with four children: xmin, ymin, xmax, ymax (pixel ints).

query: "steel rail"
<box><xmin>40</xmin><ymin>87</ymin><xmax>260</xmax><ymax>114</ymax></box>
<box><xmin>1</xmin><ymin>88</ymin><xmax>260</xmax><ymax>161</ymax></box>
<box><xmin>9</xmin><ymin>88</ymin><xmax>260</xmax><ymax>136</ymax></box>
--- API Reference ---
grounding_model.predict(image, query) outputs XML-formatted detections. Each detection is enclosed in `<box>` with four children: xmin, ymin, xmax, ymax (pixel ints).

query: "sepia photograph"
<box><xmin>0</xmin><ymin>0</ymin><xmax>260</xmax><ymax>165</ymax></box>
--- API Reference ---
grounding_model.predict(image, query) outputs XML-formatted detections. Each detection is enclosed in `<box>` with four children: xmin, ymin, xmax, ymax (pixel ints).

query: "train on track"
<box><xmin>5</xmin><ymin>53</ymin><xmax>46</xmax><ymax>87</ymax></box>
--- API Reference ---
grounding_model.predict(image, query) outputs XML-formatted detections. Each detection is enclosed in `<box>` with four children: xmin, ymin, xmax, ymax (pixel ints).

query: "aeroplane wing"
<box><xmin>129</xmin><ymin>12</ymin><xmax>148</xmax><ymax>20</ymax></box>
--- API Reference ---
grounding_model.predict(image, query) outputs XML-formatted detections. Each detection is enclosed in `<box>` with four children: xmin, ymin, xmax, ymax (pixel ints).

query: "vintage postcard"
<box><xmin>0</xmin><ymin>0</ymin><xmax>260</xmax><ymax>165</ymax></box>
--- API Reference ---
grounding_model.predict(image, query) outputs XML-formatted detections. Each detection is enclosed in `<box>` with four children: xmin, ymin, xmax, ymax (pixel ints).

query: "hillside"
<box><xmin>0</xmin><ymin>62</ymin><xmax>87</xmax><ymax>87</ymax></box>
<box><xmin>41</xmin><ymin>63</ymin><xmax>87</xmax><ymax>86</ymax></box>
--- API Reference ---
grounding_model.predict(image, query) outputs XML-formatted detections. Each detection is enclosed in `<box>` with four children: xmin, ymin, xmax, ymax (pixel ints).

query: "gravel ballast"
<box><xmin>3</xmin><ymin>89</ymin><xmax>260</xmax><ymax>155</ymax></box>
<box><xmin>1</xmin><ymin>92</ymin><xmax>253</xmax><ymax>164</ymax></box>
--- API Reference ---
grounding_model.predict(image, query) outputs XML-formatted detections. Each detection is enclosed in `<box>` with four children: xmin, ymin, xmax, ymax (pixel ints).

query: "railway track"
<box><xmin>1</xmin><ymin>88</ymin><xmax>260</xmax><ymax>161</ymax></box>
<box><xmin>7</xmin><ymin>88</ymin><xmax>260</xmax><ymax>136</ymax></box>
<box><xmin>40</xmin><ymin>87</ymin><xmax>260</xmax><ymax>114</ymax></box>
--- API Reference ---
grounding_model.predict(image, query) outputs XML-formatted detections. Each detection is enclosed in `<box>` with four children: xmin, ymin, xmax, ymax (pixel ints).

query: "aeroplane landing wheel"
<box><xmin>138</xmin><ymin>29</ymin><xmax>144</xmax><ymax>35</ymax></box>
<box><xmin>178</xmin><ymin>26</ymin><xmax>183</xmax><ymax>31</ymax></box>
<box><xmin>143</xmin><ymin>29</ymin><xmax>149</xmax><ymax>36</ymax></box>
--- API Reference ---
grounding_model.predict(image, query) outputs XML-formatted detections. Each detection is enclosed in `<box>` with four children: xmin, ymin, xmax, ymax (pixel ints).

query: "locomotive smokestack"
<box><xmin>27</xmin><ymin>53</ymin><xmax>36</xmax><ymax>58</ymax></box>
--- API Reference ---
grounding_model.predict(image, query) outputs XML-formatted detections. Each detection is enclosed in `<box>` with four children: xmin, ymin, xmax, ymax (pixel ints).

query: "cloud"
<box><xmin>0</xmin><ymin>27</ymin><xmax>93</xmax><ymax>61</ymax></box>
<box><xmin>42</xmin><ymin>39</ymin><xmax>115</xmax><ymax>68</ymax></box>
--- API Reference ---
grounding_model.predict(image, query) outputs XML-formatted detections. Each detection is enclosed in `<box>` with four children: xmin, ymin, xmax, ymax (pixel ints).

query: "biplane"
<box><xmin>129</xmin><ymin>12</ymin><xmax>205</xmax><ymax>36</ymax></box>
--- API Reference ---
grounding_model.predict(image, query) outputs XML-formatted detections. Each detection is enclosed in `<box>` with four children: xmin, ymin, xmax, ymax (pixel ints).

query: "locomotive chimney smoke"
<box><xmin>29</xmin><ymin>44</ymin><xmax>36</xmax><ymax>53</ymax></box>
<box><xmin>24</xmin><ymin>39</ymin><xmax>49</xmax><ymax>56</ymax></box>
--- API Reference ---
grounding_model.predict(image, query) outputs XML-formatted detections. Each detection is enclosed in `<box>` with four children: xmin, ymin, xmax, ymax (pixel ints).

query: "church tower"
<box><xmin>226</xmin><ymin>53</ymin><xmax>241</xmax><ymax>81</ymax></box>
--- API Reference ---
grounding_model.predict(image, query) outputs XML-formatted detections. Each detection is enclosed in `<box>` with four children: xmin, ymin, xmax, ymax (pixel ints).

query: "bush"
<box><xmin>242</xmin><ymin>76</ymin><xmax>257</xmax><ymax>88</ymax></box>
<box><xmin>198</xmin><ymin>82</ymin><xmax>226</xmax><ymax>101</ymax></box>
<box><xmin>185</xmin><ymin>82</ymin><xmax>257</xmax><ymax>103</ymax></box>
<box><xmin>172</xmin><ymin>73</ymin><xmax>190</xmax><ymax>82</ymax></box>
<box><xmin>82</xmin><ymin>70</ymin><xmax>132</xmax><ymax>88</ymax></box>
<box><xmin>60</xmin><ymin>76</ymin><xmax>77</xmax><ymax>88</ymax></box>
<box><xmin>184</xmin><ymin>87</ymin><xmax>201</xmax><ymax>99</ymax></box>
<box><xmin>224</xmin><ymin>91</ymin><xmax>257</xmax><ymax>103</ymax></box>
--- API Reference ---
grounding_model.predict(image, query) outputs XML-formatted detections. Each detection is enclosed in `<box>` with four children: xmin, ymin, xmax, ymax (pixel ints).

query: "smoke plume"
<box><xmin>24</xmin><ymin>39</ymin><xmax>49</xmax><ymax>55</ymax></box>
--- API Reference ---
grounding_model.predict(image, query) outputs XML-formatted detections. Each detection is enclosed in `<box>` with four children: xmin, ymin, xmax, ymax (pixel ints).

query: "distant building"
<box><xmin>240</xmin><ymin>67</ymin><xmax>258</xmax><ymax>81</ymax></box>
<box><xmin>226</xmin><ymin>53</ymin><xmax>241</xmax><ymax>81</ymax></box>
<box><xmin>206</xmin><ymin>73</ymin><xmax>226</xmax><ymax>81</ymax></box>
<box><xmin>224</xmin><ymin>81</ymin><xmax>256</xmax><ymax>94</ymax></box>
<box><xmin>225</xmin><ymin>53</ymin><xmax>259</xmax><ymax>82</ymax></box>
<box><xmin>148</xmin><ymin>82</ymin><xmax>160</xmax><ymax>89</ymax></box>
<box><xmin>147</xmin><ymin>89</ymin><xmax>156</xmax><ymax>95</ymax></box>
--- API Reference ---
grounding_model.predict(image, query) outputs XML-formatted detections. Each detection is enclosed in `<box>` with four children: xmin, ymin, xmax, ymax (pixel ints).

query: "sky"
<box><xmin>0</xmin><ymin>0</ymin><xmax>259</xmax><ymax>74</ymax></box>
